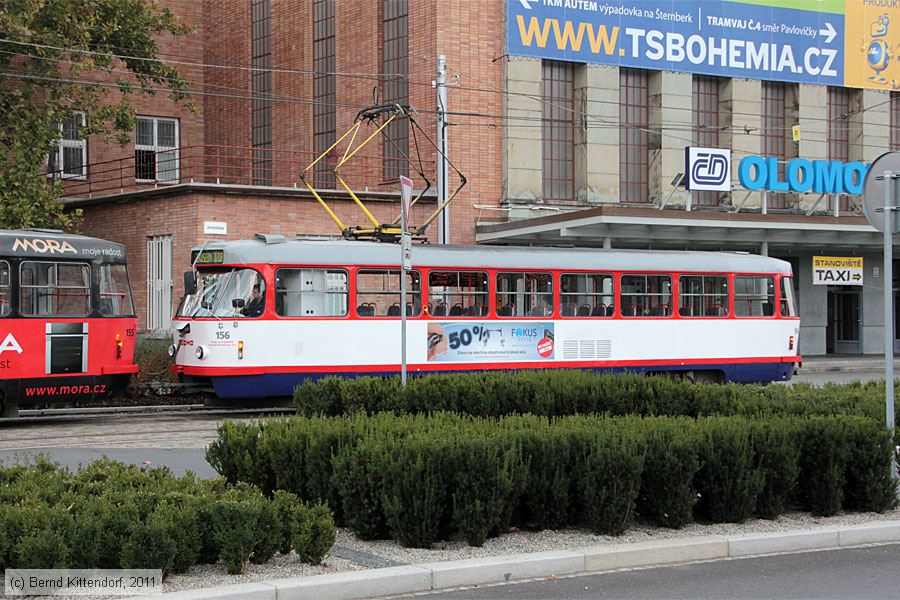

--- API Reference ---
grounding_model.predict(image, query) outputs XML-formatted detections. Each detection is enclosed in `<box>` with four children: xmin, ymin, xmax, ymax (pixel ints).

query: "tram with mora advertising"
<box><xmin>0</xmin><ymin>230</ymin><xmax>138</xmax><ymax>417</ymax></box>
<box><xmin>171</xmin><ymin>235</ymin><xmax>800</xmax><ymax>398</ymax></box>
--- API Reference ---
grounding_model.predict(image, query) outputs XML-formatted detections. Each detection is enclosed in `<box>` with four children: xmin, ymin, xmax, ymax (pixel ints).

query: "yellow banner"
<box><xmin>813</xmin><ymin>256</ymin><xmax>864</xmax><ymax>269</ymax></box>
<box><xmin>845</xmin><ymin>2</ymin><xmax>900</xmax><ymax>90</ymax></box>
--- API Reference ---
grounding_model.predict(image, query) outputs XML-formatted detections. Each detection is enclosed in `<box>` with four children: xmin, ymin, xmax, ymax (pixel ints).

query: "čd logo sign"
<box><xmin>738</xmin><ymin>156</ymin><xmax>868</xmax><ymax>195</ymax></box>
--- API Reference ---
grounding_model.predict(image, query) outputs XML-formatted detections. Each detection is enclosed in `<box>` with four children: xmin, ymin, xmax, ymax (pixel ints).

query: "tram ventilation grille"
<box><xmin>563</xmin><ymin>340</ymin><xmax>612</xmax><ymax>360</ymax></box>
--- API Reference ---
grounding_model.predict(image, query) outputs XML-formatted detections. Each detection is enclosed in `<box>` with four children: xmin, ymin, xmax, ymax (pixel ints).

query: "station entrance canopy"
<box><xmin>475</xmin><ymin>205</ymin><xmax>891</xmax><ymax>253</ymax></box>
<box><xmin>508</xmin><ymin>0</ymin><xmax>900</xmax><ymax>90</ymax></box>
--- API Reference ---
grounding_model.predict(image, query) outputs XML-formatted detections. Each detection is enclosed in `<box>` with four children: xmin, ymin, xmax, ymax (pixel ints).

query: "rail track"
<box><xmin>4</xmin><ymin>402</ymin><xmax>295</xmax><ymax>427</ymax></box>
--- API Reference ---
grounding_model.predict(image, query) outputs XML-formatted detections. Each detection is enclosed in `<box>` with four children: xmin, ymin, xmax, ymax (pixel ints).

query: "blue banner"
<box><xmin>426</xmin><ymin>321</ymin><xmax>555</xmax><ymax>362</ymax></box>
<box><xmin>507</xmin><ymin>0</ymin><xmax>845</xmax><ymax>86</ymax></box>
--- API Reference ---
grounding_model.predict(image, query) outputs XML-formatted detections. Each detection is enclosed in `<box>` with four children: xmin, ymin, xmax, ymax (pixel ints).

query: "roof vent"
<box><xmin>254</xmin><ymin>233</ymin><xmax>286</xmax><ymax>244</ymax></box>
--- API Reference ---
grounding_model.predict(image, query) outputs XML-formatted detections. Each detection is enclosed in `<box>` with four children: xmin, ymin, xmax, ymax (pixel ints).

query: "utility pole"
<box><xmin>435</xmin><ymin>54</ymin><xmax>450</xmax><ymax>244</ymax></box>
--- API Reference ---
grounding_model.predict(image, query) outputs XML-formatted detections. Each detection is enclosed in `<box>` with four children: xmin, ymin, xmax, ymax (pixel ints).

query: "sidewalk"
<box><xmin>798</xmin><ymin>354</ymin><xmax>900</xmax><ymax>373</ymax></box>
<box><xmin>133</xmin><ymin>521</ymin><xmax>900</xmax><ymax>600</ymax></box>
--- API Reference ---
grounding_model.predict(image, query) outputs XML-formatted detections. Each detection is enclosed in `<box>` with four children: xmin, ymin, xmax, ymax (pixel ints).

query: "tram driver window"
<box><xmin>276</xmin><ymin>269</ymin><xmax>348</xmax><ymax>317</ymax></box>
<box><xmin>620</xmin><ymin>274</ymin><xmax>672</xmax><ymax>317</ymax></box>
<box><xmin>735</xmin><ymin>276</ymin><xmax>775</xmax><ymax>317</ymax></box>
<box><xmin>356</xmin><ymin>269</ymin><xmax>421</xmax><ymax>317</ymax></box>
<box><xmin>99</xmin><ymin>264</ymin><xmax>135</xmax><ymax>316</ymax></box>
<box><xmin>560</xmin><ymin>273</ymin><xmax>614</xmax><ymax>317</ymax></box>
<box><xmin>428</xmin><ymin>271</ymin><xmax>488</xmax><ymax>317</ymax></box>
<box><xmin>20</xmin><ymin>261</ymin><xmax>90</xmax><ymax>316</ymax></box>
<box><xmin>496</xmin><ymin>272</ymin><xmax>553</xmax><ymax>317</ymax></box>
<box><xmin>0</xmin><ymin>261</ymin><xmax>9</xmax><ymax>316</ymax></box>
<box><xmin>780</xmin><ymin>276</ymin><xmax>797</xmax><ymax>317</ymax></box>
<box><xmin>678</xmin><ymin>275</ymin><xmax>728</xmax><ymax>317</ymax></box>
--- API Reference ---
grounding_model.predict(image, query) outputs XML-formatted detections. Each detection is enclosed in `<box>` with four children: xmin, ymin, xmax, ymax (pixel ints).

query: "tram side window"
<box><xmin>780</xmin><ymin>276</ymin><xmax>797</xmax><ymax>317</ymax></box>
<box><xmin>20</xmin><ymin>261</ymin><xmax>90</xmax><ymax>316</ymax></box>
<box><xmin>734</xmin><ymin>276</ymin><xmax>776</xmax><ymax>317</ymax></box>
<box><xmin>620</xmin><ymin>274</ymin><xmax>672</xmax><ymax>317</ymax></box>
<box><xmin>0</xmin><ymin>261</ymin><xmax>9</xmax><ymax>316</ymax></box>
<box><xmin>99</xmin><ymin>264</ymin><xmax>135</xmax><ymax>316</ymax></box>
<box><xmin>276</xmin><ymin>269</ymin><xmax>348</xmax><ymax>317</ymax></box>
<box><xmin>496</xmin><ymin>272</ymin><xmax>553</xmax><ymax>317</ymax></box>
<box><xmin>678</xmin><ymin>275</ymin><xmax>728</xmax><ymax>317</ymax></box>
<box><xmin>428</xmin><ymin>271</ymin><xmax>488</xmax><ymax>317</ymax></box>
<box><xmin>560</xmin><ymin>273</ymin><xmax>614</xmax><ymax>317</ymax></box>
<box><xmin>356</xmin><ymin>269</ymin><xmax>421</xmax><ymax>317</ymax></box>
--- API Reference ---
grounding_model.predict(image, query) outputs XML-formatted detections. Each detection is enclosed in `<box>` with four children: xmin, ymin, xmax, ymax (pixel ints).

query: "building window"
<box><xmin>692</xmin><ymin>76</ymin><xmax>720</xmax><ymax>207</ymax></box>
<box><xmin>382</xmin><ymin>0</ymin><xmax>409</xmax><ymax>181</ymax></box>
<box><xmin>891</xmin><ymin>92</ymin><xmax>900</xmax><ymax>151</ymax></box>
<box><xmin>827</xmin><ymin>87</ymin><xmax>851</xmax><ymax>162</ymax></box>
<box><xmin>313</xmin><ymin>0</ymin><xmax>336</xmax><ymax>188</ymax></box>
<box><xmin>135</xmin><ymin>117</ymin><xmax>178</xmax><ymax>182</ymax></box>
<box><xmin>762</xmin><ymin>82</ymin><xmax>799</xmax><ymax>210</ymax></box>
<box><xmin>251</xmin><ymin>0</ymin><xmax>272</xmax><ymax>185</ymax></box>
<box><xmin>619</xmin><ymin>69</ymin><xmax>649</xmax><ymax>203</ymax></box>
<box><xmin>147</xmin><ymin>235</ymin><xmax>173</xmax><ymax>330</ymax></box>
<box><xmin>541</xmin><ymin>60</ymin><xmax>575</xmax><ymax>202</ymax></box>
<box><xmin>48</xmin><ymin>111</ymin><xmax>87</xmax><ymax>179</ymax></box>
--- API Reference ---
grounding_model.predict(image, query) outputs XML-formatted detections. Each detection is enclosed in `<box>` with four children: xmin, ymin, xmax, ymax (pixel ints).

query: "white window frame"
<box><xmin>135</xmin><ymin>116</ymin><xmax>179</xmax><ymax>183</ymax></box>
<box><xmin>48</xmin><ymin>111</ymin><xmax>87</xmax><ymax>180</ymax></box>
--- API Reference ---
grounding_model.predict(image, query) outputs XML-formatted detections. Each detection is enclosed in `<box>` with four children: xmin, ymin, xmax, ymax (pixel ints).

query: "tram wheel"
<box><xmin>692</xmin><ymin>370</ymin><xmax>724</xmax><ymax>385</ymax></box>
<box><xmin>0</xmin><ymin>392</ymin><xmax>18</xmax><ymax>418</ymax></box>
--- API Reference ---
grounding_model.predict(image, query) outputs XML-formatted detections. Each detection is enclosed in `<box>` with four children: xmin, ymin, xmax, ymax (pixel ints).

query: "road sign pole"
<box><xmin>399</xmin><ymin>176</ymin><xmax>414</xmax><ymax>386</ymax></box>
<box><xmin>884</xmin><ymin>171</ymin><xmax>897</xmax><ymax>482</ymax></box>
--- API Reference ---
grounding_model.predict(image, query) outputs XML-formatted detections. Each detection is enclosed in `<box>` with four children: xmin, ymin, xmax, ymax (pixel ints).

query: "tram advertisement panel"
<box><xmin>426</xmin><ymin>322</ymin><xmax>555</xmax><ymax>362</ymax></box>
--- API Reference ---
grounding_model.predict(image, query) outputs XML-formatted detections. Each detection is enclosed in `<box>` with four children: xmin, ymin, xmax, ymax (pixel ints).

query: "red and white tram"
<box><xmin>171</xmin><ymin>235</ymin><xmax>800</xmax><ymax>398</ymax></box>
<box><xmin>0</xmin><ymin>230</ymin><xmax>138</xmax><ymax>417</ymax></box>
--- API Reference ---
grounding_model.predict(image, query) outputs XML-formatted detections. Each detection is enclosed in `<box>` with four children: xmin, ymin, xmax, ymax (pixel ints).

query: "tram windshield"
<box><xmin>179</xmin><ymin>268</ymin><xmax>264</xmax><ymax>318</ymax></box>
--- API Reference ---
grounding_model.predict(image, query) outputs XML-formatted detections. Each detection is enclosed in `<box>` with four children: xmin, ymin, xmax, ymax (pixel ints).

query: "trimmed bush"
<box><xmin>843</xmin><ymin>419</ymin><xmax>898</xmax><ymax>513</ymax></box>
<box><xmin>293</xmin><ymin>502</ymin><xmax>336</xmax><ymax>565</ymax></box>
<box><xmin>638</xmin><ymin>418</ymin><xmax>700</xmax><ymax>528</ymax></box>
<box><xmin>750</xmin><ymin>419</ymin><xmax>800</xmax><ymax>519</ymax></box>
<box><xmin>0</xmin><ymin>458</ymin><xmax>335</xmax><ymax>575</ymax></box>
<box><xmin>517</xmin><ymin>426</ymin><xmax>573</xmax><ymax>531</ymax></box>
<box><xmin>451</xmin><ymin>435</ymin><xmax>523</xmax><ymax>546</ymax></box>
<box><xmin>573</xmin><ymin>423</ymin><xmax>645</xmax><ymax>535</ymax></box>
<box><xmin>381</xmin><ymin>435</ymin><xmax>452</xmax><ymax>548</ymax></box>
<box><xmin>797</xmin><ymin>418</ymin><xmax>851</xmax><ymax>517</ymax></box>
<box><xmin>693</xmin><ymin>417</ymin><xmax>764</xmax><ymax>523</ymax></box>
<box><xmin>332</xmin><ymin>439</ymin><xmax>389</xmax><ymax>540</ymax></box>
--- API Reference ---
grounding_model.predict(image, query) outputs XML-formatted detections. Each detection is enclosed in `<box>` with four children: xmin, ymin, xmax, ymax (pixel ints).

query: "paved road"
<box><xmin>394</xmin><ymin>544</ymin><xmax>900</xmax><ymax>600</ymax></box>
<box><xmin>0</xmin><ymin>446</ymin><xmax>217</xmax><ymax>477</ymax></box>
<box><xmin>788</xmin><ymin>369</ymin><xmax>884</xmax><ymax>385</ymax></box>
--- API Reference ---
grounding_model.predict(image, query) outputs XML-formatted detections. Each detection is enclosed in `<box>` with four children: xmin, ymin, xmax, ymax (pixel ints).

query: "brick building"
<box><xmin>58</xmin><ymin>1</ymin><xmax>900</xmax><ymax>355</ymax></box>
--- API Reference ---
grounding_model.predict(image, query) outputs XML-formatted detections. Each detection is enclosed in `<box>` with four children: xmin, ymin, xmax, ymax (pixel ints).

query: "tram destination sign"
<box><xmin>812</xmin><ymin>256</ymin><xmax>863</xmax><ymax>286</ymax></box>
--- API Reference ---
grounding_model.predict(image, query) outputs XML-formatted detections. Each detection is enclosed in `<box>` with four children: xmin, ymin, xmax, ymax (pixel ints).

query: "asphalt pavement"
<box><xmin>394</xmin><ymin>543</ymin><xmax>900</xmax><ymax>600</ymax></box>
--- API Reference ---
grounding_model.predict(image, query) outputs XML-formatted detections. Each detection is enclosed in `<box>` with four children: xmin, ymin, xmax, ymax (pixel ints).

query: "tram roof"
<box><xmin>194</xmin><ymin>237</ymin><xmax>792</xmax><ymax>274</ymax></box>
<box><xmin>0</xmin><ymin>229</ymin><xmax>126</xmax><ymax>263</ymax></box>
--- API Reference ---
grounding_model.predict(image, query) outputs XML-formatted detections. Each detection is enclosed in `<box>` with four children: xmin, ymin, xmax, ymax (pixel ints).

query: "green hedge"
<box><xmin>294</xmin><ymin>371</ymin><xmax>898</xmax><ymax>426</ymax></box>
<box><xmin>0</xmin><ymin>458</ymin><xmax>335</xmax><ymax>575</ymax></box>
<box><xmin>207</xmin><ymin>412</ymin><xmax>898</xmax><ymax>548</ymax></box>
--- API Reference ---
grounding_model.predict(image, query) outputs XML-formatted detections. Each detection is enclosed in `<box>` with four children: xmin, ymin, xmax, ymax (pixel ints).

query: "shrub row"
<box><xmin>207</xmin><ymin>413</ymin><xmax>897</xmax><ymax>548</ymax></box>
<box><xmin>0</xmin><ymin>458</ymin><xmax>335</xmax><ymax>575</ymax></box>
<box><xmin>294</xmin><ymin>372</ymin><xmax>898</xmax><ymax>425</ymax></box>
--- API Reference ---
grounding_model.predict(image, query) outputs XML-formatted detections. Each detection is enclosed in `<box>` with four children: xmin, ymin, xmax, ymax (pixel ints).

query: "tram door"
<box><xmin>826</xmin><ymin>287</ymin><xmax>861</xmax><ymax>354</ymax></box>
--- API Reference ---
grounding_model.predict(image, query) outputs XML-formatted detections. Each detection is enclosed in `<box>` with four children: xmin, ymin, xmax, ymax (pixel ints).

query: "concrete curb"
<box><xmin>135</xmin><ymin>520</ymin><xmax>900</xmax><ymax>600</ymax></box>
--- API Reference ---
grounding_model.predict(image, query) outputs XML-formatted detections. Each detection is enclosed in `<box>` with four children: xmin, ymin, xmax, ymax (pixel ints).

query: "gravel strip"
<box><xmin>156</xmin><ymin>508</ymin><xmax>900</xmax><ymax>594</ymax></box>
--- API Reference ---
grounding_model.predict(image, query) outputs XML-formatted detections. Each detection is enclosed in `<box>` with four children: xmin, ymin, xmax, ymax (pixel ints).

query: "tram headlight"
<box><xmin>789</xmin><ymin>335</ymin><xmax>795</xmax><ymax>351</ymax></box>
<box><xmin>168</xmin><ymin>344</ymin><xmax>178</xmax><ymax>357</ymax></box>
<box><xmin>195</xmin><ymin>345</ymin><xmax>208</xmax><ymax>360</ymax></box>
<box><xmin>237</xmin><ymin>340</ymin><xmax>244</xmax><ymax>360</ymax></box>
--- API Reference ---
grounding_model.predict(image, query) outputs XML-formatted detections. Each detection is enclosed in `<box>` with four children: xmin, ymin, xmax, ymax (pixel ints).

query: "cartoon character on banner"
<box><xmin>862</xmin><ymin>14</ymin><xmax>890</xmax><ymax>84</ymax></box>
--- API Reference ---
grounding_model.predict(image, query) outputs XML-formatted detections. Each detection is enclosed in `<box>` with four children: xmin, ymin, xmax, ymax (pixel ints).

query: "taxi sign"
<box><xmin>812</xmin><ymin>256</ymin><xmax>863</xmax><ymax>286</ymax></box>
